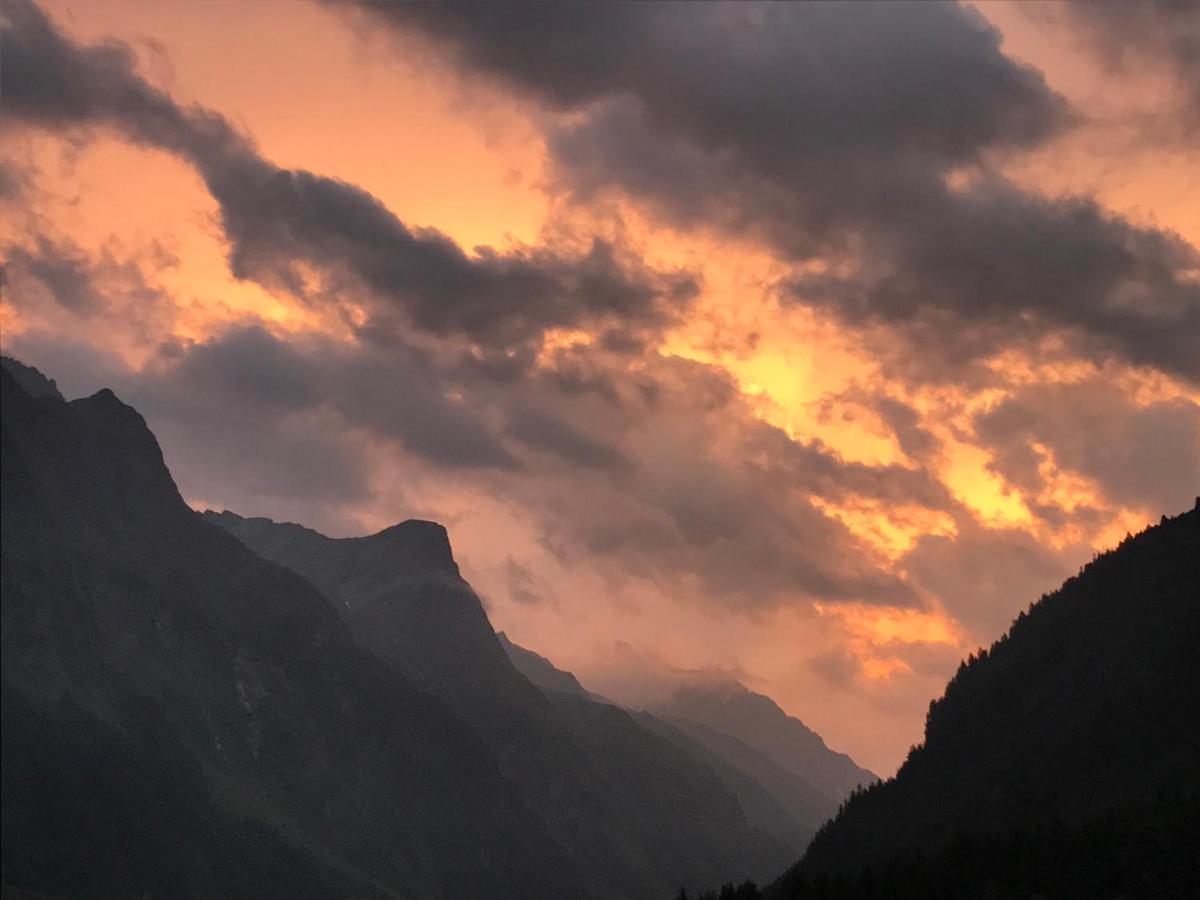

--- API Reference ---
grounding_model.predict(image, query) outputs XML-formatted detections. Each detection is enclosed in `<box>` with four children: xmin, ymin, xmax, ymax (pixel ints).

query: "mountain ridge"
<box><xmin>1</xmin><ymin>363</ymin><xmax>577</xmax><ymax>898</ymax></box>
<box><xmin>205</xmin><ymin>506</ymin><xmax>794</xmax><ymax>895</ymax></box>
<box><xmin>768</xmin><ymin>501</ymin><xmax>1200</xmax><ymax>898</ymax></box>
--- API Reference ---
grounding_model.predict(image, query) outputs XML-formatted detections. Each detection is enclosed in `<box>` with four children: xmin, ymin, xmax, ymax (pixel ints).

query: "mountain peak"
<box><xmin>367</xmin><ymin>519</ymin><xmax>458</xmax><ymax>577</ymax></box>
<box><xmin>0</xmin><ymin>355</ymin><xmax>64</xmax><ymax>401</ymax></box>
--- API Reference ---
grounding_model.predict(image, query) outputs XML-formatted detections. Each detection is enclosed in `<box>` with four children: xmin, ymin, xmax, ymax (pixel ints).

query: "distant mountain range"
<box><xmin>5</xmin><ymin>353</ymin><xmax>870</xmax><ymax>897</ymax></box>
<box><xmin>495</xmin><ymin>626</ymin><xmax>875</xmax><ymax>846</ymax></box>
<box><xmin>652</xmin><ymin>682</ymin><xmax>876</xmax><ymax>813</ymax></box>
<box><xmin>765</xmin><ymin>501</ymin><xmax>1200</xmax><ymax>898</ymax></box>
<box><xmin>203</xmin><ymin>507</ymin><xmax>797</xmax><ymax>894</ymax></box>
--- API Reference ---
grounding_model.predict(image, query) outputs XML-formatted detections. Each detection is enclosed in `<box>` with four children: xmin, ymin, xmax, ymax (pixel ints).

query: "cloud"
<box><xmin>3</xmin><ymin>233</ymin><xmax>107</xmax><ymax>313</ymax></box>
<box><xmin>0</xmin><ymin>0</ymin><xmax>696</xmax><ymax>349</ymax></box>
<box><xmin>1</xmin><ymin>225</ymin><xmax>182</xmax><ymax>355</ymax></box>
<box><xmin>900</xmin><ymin>524</ymin><xmax>1076</xmax><ymax>640</ymax></box>
<box><xmin>974</xmin><ymin>379</ymin><xmax>1200</xmax><ymax>518</ymax></box>
<box><xmin>348</xmin><ymin>0</ymin><xmax>1200</xmax><ymax>381</ymax></box>
<box><xmin>505</xmin><ymin>401</ymin><xmax>631</xmax><ymax>473</ymax></box>
<box><xmin>502</xmin><ymin>556</ymin><xmax>547</xmax><ymax>607</ymax></box>
<box><xmin>1054</xmin><ymin>0</ymin><xmax>1200</xmax><ymax>134</ymax></box>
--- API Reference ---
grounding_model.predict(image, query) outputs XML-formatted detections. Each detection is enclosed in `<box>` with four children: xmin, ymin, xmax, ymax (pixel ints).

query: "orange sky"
<box><xmin>3</xmin><ymin>0</ymin><xmax>1197</xmax><ymax>775</ymax></box>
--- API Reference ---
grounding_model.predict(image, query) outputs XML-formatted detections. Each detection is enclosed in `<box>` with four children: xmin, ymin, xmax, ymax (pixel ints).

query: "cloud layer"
<box><xmin>348</xmin><ymin>0</ymin><xmax>1200</xmax><ymax>380</ymax></box>
<box><xmin>3</xmin><ymin>0</ymin><xmax>1197</xmax><ymax>773</ymax></box>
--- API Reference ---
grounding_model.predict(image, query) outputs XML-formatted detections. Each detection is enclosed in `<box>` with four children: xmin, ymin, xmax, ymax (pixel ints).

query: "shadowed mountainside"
<box><xmin>0</xmin><ymin>365</ymin><xmax>576</xmax><ymax>899</ymax></box>
<box><xmin>766</xmin><ymin>503</ymin><xmax>1200</xmax><ymax>899</ymax></box>
<box><xmin>207</xmin><ymin>509</ymin><xmax>794</xmax><ymax>895</ymax></box>
<box><xmin>497</xmin><ymin>629</ymin><xmax>592</xmax><ymax>698</ymax></box>
<box><xmin>653</xmin><ymin>682</ymin><xmax>877</xmax><ymax>807</ymax></box>
<box><xmin>497</xmin><ymin>629</ymin><xmax>818</xmax><ymax>852</ymax></box>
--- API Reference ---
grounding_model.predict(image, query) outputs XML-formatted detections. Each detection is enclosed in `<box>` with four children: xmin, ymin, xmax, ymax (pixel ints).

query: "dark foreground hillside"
<box><xmin>764</xmin><ymin>504</ymin><xmax>1200</xmax><ymax>899</ymax></box>
<box><xmin>0</xmin><ymin>365</ymin><xmax>572</xmax><ymax>898</ymax></box>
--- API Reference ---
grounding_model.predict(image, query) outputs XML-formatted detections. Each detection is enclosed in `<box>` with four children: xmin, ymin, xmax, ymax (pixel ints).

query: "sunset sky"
<box><xmin>2</xmin><ymin>0</ymin><xmax>1197</xmax><ymax>775</ymax></box>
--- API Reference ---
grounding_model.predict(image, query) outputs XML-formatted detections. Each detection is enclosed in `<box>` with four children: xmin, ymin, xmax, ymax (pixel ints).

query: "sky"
<box><xmin>2</xmin><ymin>0</ymin><xmax>1197</xmax><ymax>776</ymax></box>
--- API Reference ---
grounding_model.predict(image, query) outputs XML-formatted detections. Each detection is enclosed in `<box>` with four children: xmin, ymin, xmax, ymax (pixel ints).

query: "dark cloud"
<box><xmin>146</xmin><ymin>324</ymin><xmax>520</xmax><ymax>472</ymax></box>
<box><xmin>0</xmin><ymin>0</ymin><xmax>695</xmax><ymax>347</ymax></box>
<box><xmin>0</xmin><ymin>157</ymin><xmax>34</xmax><ymax>201</ymax></box>
<box><xmin>975</xmin><ymin>379</ymin><xmax>1200</xmax><ymax>518</ymax></box>
<box><xmin>901</xmin><ymin>524</ymin><xmax>1075</xmax><ymax>640</ymax></box>
<box><xmin>352</xmin><ymin>1</ymin><xmax>1065</xmax><ymax>161</ymax></box>
<box><xmin>348</xmin><ymin>0</ymin><xmax>1200</xmax><ymax>380</ymax></box>
<box><xmin>807</xmin><ymin>648</ymin><xmax>863</xmax><ymax>689</ymax></box>
<box><xmin>505</xmin><ymin>402</ymin><xmax>631</xmax><ymax>473</ymax></box>
<box><xmin>749</xmin><ymin>423</ymin><xmax>957</xmax><ymax>514</ymax></box>
<box><xmin>1054</xmin><ymin>0</ymin><xmax>1200</xmax><ymax>133</ymax></box>
<box><xmin>11</xmin><ymin>0</ymin><xmax>1161</xmax><ymax>630</ymax></box>
<box><xmin>870</xmin><ymin>397</ymin><xmax>940</xmax><ymax>464</ymax></box>
<box><xmin>789</xmin><ymin>177</ymin><xmax>1200</xmax><ymax>379</ymax></box>
<box><xmin>503</xmin><ymin>556</ymin><xmax>546</xmax><ymax>607</ymax></box>
<box><xmin>1</xmin><ymin>226</ymin><xmax>180</xmax><ymax>346</ymax></box>
<box><xmin>3</xmin><ymin>234</ymin><xmax>106</xmax><ymax>313</ymax></box>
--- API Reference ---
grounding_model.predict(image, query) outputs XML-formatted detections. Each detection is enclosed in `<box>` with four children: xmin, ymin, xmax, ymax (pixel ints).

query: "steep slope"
<box><xmin>0</xmin><ymin>354</ymin><xmax>63</xmax><ymax>400</ymax></box>
<box><xmin>497</xmin><ymin>629</ymin><xmax>591</xmax><ymax>698</ymax></box>
<box><xmin>0</xmin><ymin>366</ymin><xmax>575</xmax><ymax>899</ymax></box>
<box><xmin>775</xmin><ymin>504</ymin><xmax>1200</xmax><ymax>897</ymax></box>
<box><xmin>653</xmin><ymin>682</ymin><xmax>876</xmax><ymax>805</ymax></box>
<box><xmin>209</xmin><ymin>510</ymin><xmax>794</xmax><ymax>896</ymax></box>
<box><xmin>655</xmin><ymin>715</ymin><xmax>840</xmax><ymax>832</ymax></box>
<box><xmin>495</xmin><ymin>630</ymin><xmax>815</xmax><ymax>853</ymax></box>
<box><xmin>635</xmin><ymin>712</ymin><xmax>816</xmax><ymax>854</ymax></box>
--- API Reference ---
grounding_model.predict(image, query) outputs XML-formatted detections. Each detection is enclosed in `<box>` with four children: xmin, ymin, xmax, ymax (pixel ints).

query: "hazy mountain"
<box><xmin>0</xmin><ymin>365</ymin><xmax>574</xmax><ymax>899</ymax></box>
<box><xmin>657</xmin><ymin>715</ymin><xmax>840</xmax><ymax>832</ymax></box>
<box><xmin>496</xmin><ymin>631</ymin><xmax>817</xmax><ymax>853</ymax></box>
<box><xmin>652</xmin><ymin>682</ymin><xmax>877</xmax><ymax>805</ymax></box>
<box><xmin>207</xmin><ymin>511</ymin><xmax>793</xmax><ymax>895</ymax></box>
<box><xmin>770</xmin><ymin>504</ymin><xmax>1200</xmax><ymax>898</ymax></box>
<box><xmin>634</xmin><ymin>712</ymin><xmax>816</xmax><ymax>854</ymax></box>
<box><xmin>496</xmin><ymin>628</ymin><xmax>868</xmax><ymax>838</ymax></box>
<box><xmin>497</xmin><ymin>629</ymin><xmax>591</xmax><ymax>698</ymax></box>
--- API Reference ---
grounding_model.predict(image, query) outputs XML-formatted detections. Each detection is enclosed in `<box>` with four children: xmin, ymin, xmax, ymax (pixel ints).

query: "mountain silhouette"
<box><xmin>767</xmin><ymin>503</ymin><xmax>1200</xmax><ymax>898</ymax></box>
<box><xmin>652</xmin><ymin>682</ymin><xmax>876</xmax><ymax>822</ymax></box>
<box><xmin>1</xmin><ymin>355</ymin><xmax>63</xmax><ymax>400</ymax></box>
<box><xmin>0</xmin><ymin>364</ymin><xmax>576</xmax><ymax>898</ymax></box>
<box><xmin>1</xmin><ymin>360</ymin><xmax>793</xmax><ymax>898</ymax></box>
<box><xmin>206</xmin><ymin>510</ymin><xmax>794</xmax><ymax>895</ymax></box>
<box><xmin>497</xmin><ymin>629</ymin><xmax>592</xmax><ymax>698</ymax></box>
<box><xmin>497</xmin><ymin>630</ymin><xmax>820</xmax><ymax>853</ymax></box>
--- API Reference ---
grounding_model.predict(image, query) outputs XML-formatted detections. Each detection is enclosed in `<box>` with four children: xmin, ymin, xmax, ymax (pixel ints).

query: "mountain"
<box><xmin>634</xmin><ymin>712</ymin><xmax>817</xmax><ymax>854</ymax></box>
<box><xmin>771</xmin><ymin>504</ymin><xmax>1200</xmax><ymax>898</ymax></box>
<box><xmin>1</xmin><ymin>354</ymin><xmax>63</xmax><ymax>400</ymax></box>
<box><xmin>0</xmin><ymin>365</ymin><xmax>574</xmax><ymax>899</ymax></box>
<box><xmin>653</xmin><ymin>714</ymin><xmax>841</xmax><ymax>833</ymax></box>
<box><xmin>495</xmin><ymin>627</ymin><xmax>869</xmax><ymax>838</ymax></box>
<box><xmin>652</xmin><ymin>682</ymin><xmax>876</xmax><ymax>807</ymax></box>
<box><xmin>496</xmin><ymin>630</ymin><xmax>817</xmax><ymax>853</ymax></box>
<box><xmin>206</xmin><ymin>510</ymin><xmax>794</xmax><ymax>895</ymax></box>
<box><xmin>497</xmin><ymin>629</ymin><xmax>591</xmax><ymax>698</ymax></box>
<box><xmin>0</xmin><ymin>360</ymin><xmax>789</xmax><ymax>899</ymax></box>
